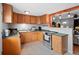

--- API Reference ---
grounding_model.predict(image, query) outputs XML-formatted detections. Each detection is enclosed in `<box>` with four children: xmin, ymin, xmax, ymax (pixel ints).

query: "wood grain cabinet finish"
<box><xmin>23</xmin><ymin>15</ymin><xmax>30</xmax><ymax>24</ymax></box>
<box><xmin>20</xmin><ymin>33</ymin><xmax>26</xmax><ymax>44</ymax></box>
<box><xmin>17</xmin><ymin>14</ymin><xmax>24</xmax><ymax>23</ymax></box>
<box><xmin>13</xmin><ymin>13</ymin><xmax>31</xmax><ymax>24</ymax></box>
<box><xmin>13</xmin><ymin>12</ymin><xmax>18</xmax><ymax>23</ymax></box>
<box><xmin>52</xmin><ymin>35</ymin><xmax>68</xmax><ymax>54</ymax></box>
<box><xmin>2</xmin><ymin>3</ymin><xmax>13</xmax><ymax>23</ymax></box>
<box><xmin>2</xmin><ymin>37</ymin><xmax>21</xmax><ymax>55</ymax></box>
<box><xmin>37</xmin><ymin>32</ymin><xmax>43</xmax><ymax>41</ymax></box>
<box><xmin>41</xmin><ymin>15</ymin><xmax>45</xmax><ymax>24</ymax></box>
<box><xmin>20</xmin><ymin>32</ymin><xmax>32</xmax><ymax>44</ymax></box>
<box><xmin>30</xmin><ymin>16</ymin><xmax>37</xmax><ymax>24</ymax></box>
<box><xmin>32</xmin><ymin>32</ymin><xmax>43</xmax><ymax>41</ymax></box>
<box><xmin>40</xmin><ymin>15</ymin><xmax>49</xmax><ymax>24</ymax></box>
<box><xmin>36</xmin><ymin>16</ymin><xmax>41</xmax><ymax>24</ymax></box>
<box><xmin>12</xmin><ymin>12</ymin><xmax>49</xmax><ymax>24</ymax></box>
<box><xmin>20</xmin><ymin>32</ymin><xmax>43</xmax><ymax>44</ymax></box>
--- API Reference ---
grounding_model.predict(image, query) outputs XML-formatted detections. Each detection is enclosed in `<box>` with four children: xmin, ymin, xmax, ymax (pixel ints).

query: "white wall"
<box><xmin>42</xmin><ymin>26</ymin><xmax>73</xmax><ymax>54</ymax></box>
<box><xmin>0</xmin><ymin>3</ymin><xmax>2</xmax><ymax>54</ymax></box>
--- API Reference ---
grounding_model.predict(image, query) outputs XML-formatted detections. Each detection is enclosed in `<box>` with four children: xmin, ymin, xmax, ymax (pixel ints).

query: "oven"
<box><xmin>44</xmin><ymin>32</ymin><xmax>51</xmax><ymax>43</ymax></box>
<box><xmin>43</xmin><ymin>32</ymin><xmax>52</xmax><ymax>50</ymax></box>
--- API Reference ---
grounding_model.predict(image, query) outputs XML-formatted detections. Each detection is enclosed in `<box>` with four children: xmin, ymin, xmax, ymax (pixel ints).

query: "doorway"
<box><xmin>73</xmin><ymin>17</ymin><xmax>79</xmax><ymax>54</ymax></box>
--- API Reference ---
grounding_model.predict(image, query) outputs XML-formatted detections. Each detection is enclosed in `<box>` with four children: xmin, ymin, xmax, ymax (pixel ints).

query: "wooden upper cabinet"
<box><xmin>17</xmin><ymin>14</ymin><xmax>24</xmax><ymax>23</ymax></box>
<box><xmin>3</xmin><ymin>3</ymin><xmax>13</xmax><ymax>23</ymax></box>
<box><xmin>30</xmin><ymin>16</ymin><xmax>37</xmax><ymax>24</ymax></box>
<box><xmin>40</xmin><ymin>14</ymin><xmax>49</xmax><ymax>24</ymax></box>
<box><xmin>40</xmin><ymin>16</ymin><xmax>43</xmax><ymax>24</ymax></box>
<box><xmin>12</xmin><ymin>13</ymin><xmax>31</xmax><ymax>24</ymax></box>
<box><xmin>13</xmin><ymin>12</ymin><xmax>18</xmax><ymax>23</ymax></box>
<box><xmin>23</xmin><ymin>15</ymin><xmax>30</xmax><ymax>24</ymax></box>
<box><xmin>36</xmin><ymin>16</ymin><xmax>41</xmax><ymax>24</ymax></box>
<box><xmin>42</xmin><ymin>15</ymin><xmax>47</xmax><ymax>24</ymax></box>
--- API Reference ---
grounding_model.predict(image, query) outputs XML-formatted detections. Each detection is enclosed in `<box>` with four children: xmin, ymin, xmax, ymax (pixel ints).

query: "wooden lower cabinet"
<box><xmin>37</xmin><ymin>32</ymin><xmax>43</xmax><ymax>41</ymax></box>
<box><xmin>20</xmin><ymin>32</ymin><xmax>31</xmax><ymax>44</ymax></box>
<box><xmin>52</xmin><ymin>35</ymin><xmax>68</xmax><ymax>54</ymax></box>
<box><xmin>20</xmin><ymin>32</ymin><xmax>43</xmax><ymax>44</ymax></box>
<box><xmin>2</xmin><ymin>37</ymin><xmax>21</xmax><ymax>55</ymax></box>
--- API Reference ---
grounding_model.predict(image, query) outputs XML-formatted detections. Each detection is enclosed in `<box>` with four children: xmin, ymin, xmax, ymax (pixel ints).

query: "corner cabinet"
<box><xmin>40</xmin><ymin>14</ymin><xmax>49</xmax><ymax>24</ymax></box>
<box><xmin>2</xmin><ymin>3</ymin><xmax>13</xmax><ymax>23</ymax></box>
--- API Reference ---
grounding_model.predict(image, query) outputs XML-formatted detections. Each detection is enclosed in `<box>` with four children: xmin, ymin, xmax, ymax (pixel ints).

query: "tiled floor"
<box><xmin>21</xmin><ymin>41</ymin><xmax>72</xmax><ymax>55</ymax></box>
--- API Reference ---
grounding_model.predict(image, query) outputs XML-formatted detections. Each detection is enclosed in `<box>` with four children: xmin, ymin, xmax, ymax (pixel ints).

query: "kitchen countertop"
<box><xmin>19</xmin><ymin>29</ymin><xmax>68</xmax><ymax>36</ymax></box>
<box><xmin>2</xmin><ymin>29</ymin><xmax>68</xmax><ymax>40</ymax></box>
<box><xmin>52</xmin><ymin>32</ymin><xmax>68</xmax><ymax>36</ymax></box>
<box><xmin>2</xmin><ymin>33</ymin><xmax>20</xmax><ymax>39</ymax></box>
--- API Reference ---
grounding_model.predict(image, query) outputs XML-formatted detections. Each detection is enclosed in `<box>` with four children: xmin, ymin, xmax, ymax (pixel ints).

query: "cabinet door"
<box><xmin>37</xmin><ymin>32</ymin><xmax>43</xmax><ymax>41</ymax></box>
<box><xmin>17</xmin><ymin>14</ymin><xmax>24</xmax><ymax>23</ymax></box>
<box><xmin>13</xmin><ymin>12</ymin><xmax>17</xmax><ymax>23</ymax></box>
<box><xmin>52</xmin><ymin>35</ymin><xmax>62</xmax><ymax>53</ymax></box>
<box><xmin>42</xmin><ymin>15</ymin><xmax>47</xmax><ymax>24</ymax></box>
<box><xmin>3</xmin><ymin>3</ymin><xmax>13</xmax><ymax>23</ymax></box>
<box><xmin>30</xmin><ymin>32</ymin><xmax>37</xmax><ymax>41</ymax></box>
<box><xmin>52</xmin><ymin>35</ymin><xmax>68</xmax><ymax>54</ymax></box>
<box><xmin>23</xmin><ymin>15</ymin><xmax>30</xmax><ymax>24</ymax></box>
<box><xmin>40</xmin><ymin>16</ymin><xmax>43</xmax><ymax>24</ymax></box>
<box><xmin>20</xmin><ymin>32</ymin><xmax>32</xmax><ymax>43</ymax></box>
<box><xmin>3</xmin><ymin>37</ymin><xmax>21</xmax><ymax>55</ymax></box>
<box><xmin>30</xmin><ymin>32</ymin><xmax>43</xmax><ymax>41</ymax></box>
<box><xmin>20</xmin><ymin>32</ymin><xmax>26</xmax><ymax>44</ymax></box>
<box><xmin>36</xmin><ymin>16</ymin><xmax>41</xmax><ymax>24</ymax></box>
<box><xmin>40</xmin><ymin>16</ymin><xmax>45</xmax><ymax>24</ymax></box>
<box><xmin>40</xmin><ymin>15</ymin><xmax>49</xmax><ymax>24</ymax></box>
<box><xmin>40</xmin><ymin>16</ymin><xmax>46</xmax><ymax>24</ymax></box>
<box><xmin>30</xmin><ymin>16</ymin><xmax>37</xmax><ymax>24</ymax></box>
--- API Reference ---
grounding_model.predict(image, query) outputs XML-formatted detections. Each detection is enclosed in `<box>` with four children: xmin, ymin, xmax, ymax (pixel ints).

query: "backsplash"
<box><xmin>2</xmin><ymin>23</ymin><xmax>8</xmax><ymax>30</ymax></box>
<box><xmin>3</xmin><ymin>24</ymin><xmax>47</xmax><ymax>31</ymax></box>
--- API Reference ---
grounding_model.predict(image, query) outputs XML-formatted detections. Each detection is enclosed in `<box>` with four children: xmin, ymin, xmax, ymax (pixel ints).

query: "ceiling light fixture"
<box><xmin>24</xmin><ymin>11</ymin><xmax>30</xmax><ymax>14</ymax></box>
<box><xmin>68</xmin><ymin>13</ymin><xmax>71</xmax><ymax>17</ymax></box>
<box><xmin>59</xmin><ymin>15</ymin><xmax>62</xmax><ymax>19</ymax></box>
<box><xmin>53</xmin><ymin>16</ymin><xmax>55</xmax><ymax>20</ymax></box>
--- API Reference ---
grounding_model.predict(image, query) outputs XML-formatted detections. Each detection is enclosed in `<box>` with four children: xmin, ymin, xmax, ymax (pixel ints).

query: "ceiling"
<box><xmin>9</xmin><ymin>3</ymin><xmax>79</xmax><ymax>16</ymax></box>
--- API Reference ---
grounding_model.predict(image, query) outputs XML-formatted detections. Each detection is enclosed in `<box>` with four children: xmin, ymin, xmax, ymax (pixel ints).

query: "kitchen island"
<box><xmin>52</xmin><ymin>32</ymin><xmax>68</xmax><ymax>54</ymax></box>
<box><xmin>2</xmin><ymin>33</ymin><xmax>21</xmax><ymax>55</ymax></box>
